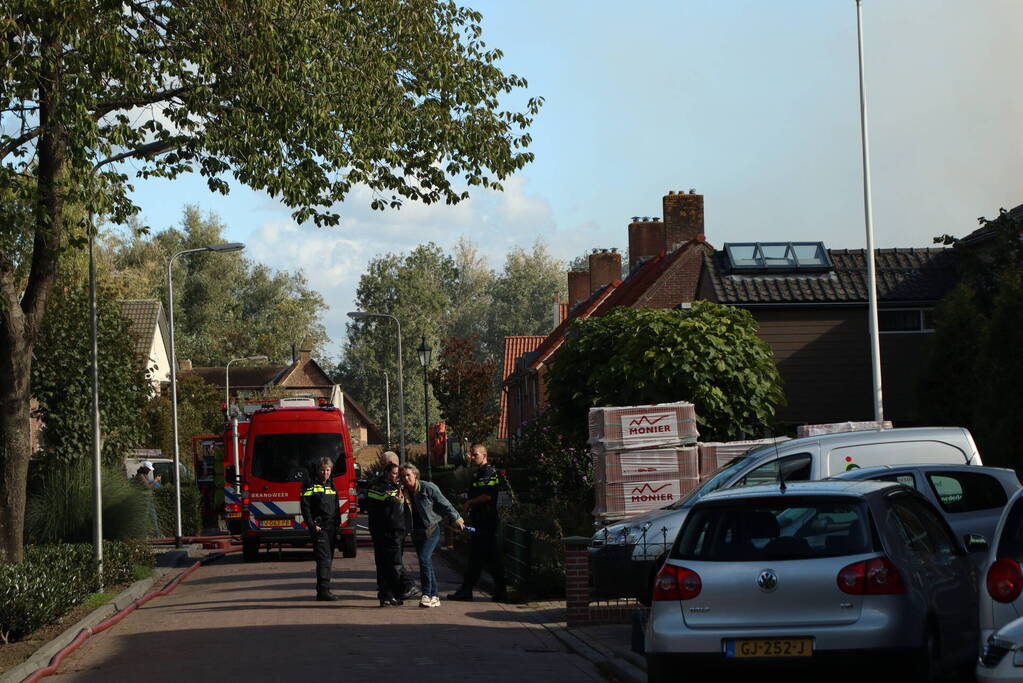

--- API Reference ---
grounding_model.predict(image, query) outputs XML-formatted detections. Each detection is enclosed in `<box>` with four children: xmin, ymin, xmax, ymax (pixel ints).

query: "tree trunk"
<box><xmin>0</xmin><ymin>324</ymin><xmax>32</xmax><ymax>564</ymax></box>
<box><xmin>0</xmin><ymin>22</ymin><xmax>66</xmax><ymax>563</ymax></box>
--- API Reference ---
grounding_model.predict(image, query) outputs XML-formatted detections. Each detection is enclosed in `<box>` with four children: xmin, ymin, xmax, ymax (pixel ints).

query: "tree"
<box><xmin>142</xmin><ymin>374</ymin><xmax>223</xmax><ymax>463</ymax></box>
<box><xmin>337</xmin><ymin>244</ymin><xmax>458</xmax><ymax>445</ymax></box>
<box><xmin>485</xmin><ymin>240</ymin><xmax>566</xmax><ymax>361</ymax></box>
<box><xmin>31</xmin><ymin>284</ymin><xmax>151</xmax><ymax>467</ymax></box>
<box><xmin>101</xmin><ymin>206</ymin><xmax>328</xmax><ymax>364</ymax></box>
<box><xmin>545</xmin><ymin>303</ymin><xmax>785</xmax><ymax>443</ymax></box>
<box><xmin>1</xmin><ymin>0</ymin><xmax>539</xmax><ymax>561</ymax></box>
<box><xmin>429</xmin><ymin>336</ymin><xmax>499</xmax><ymax>445</ymax></box>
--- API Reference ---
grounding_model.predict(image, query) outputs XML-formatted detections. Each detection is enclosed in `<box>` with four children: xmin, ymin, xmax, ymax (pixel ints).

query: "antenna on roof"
<box><xmin>773</xmin><ymin>431</ymin><xmax>786</xmax><ymax>493</ymax></box>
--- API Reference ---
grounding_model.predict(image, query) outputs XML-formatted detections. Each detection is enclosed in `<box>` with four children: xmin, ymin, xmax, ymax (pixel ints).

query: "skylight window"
<box><xmin>724</xmin><ymin>242</ymin><xmax>832</xmax><ymax>273</ymax></box>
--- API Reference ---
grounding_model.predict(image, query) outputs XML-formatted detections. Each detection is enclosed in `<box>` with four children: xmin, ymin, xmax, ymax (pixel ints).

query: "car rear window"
<box><xmin>672</xmin><ymin>498</ymin><xmax>873</xmax><ymax>562</ymax></box>
<box><xmin>925</xmin><ymin>471</ymin><xmax>1007</xmax><ymax>513</ymax></box>
<box><xmin>251</xmin><ymin>433</ymin><xmax>345</xmax><ymax>483</ymax></box>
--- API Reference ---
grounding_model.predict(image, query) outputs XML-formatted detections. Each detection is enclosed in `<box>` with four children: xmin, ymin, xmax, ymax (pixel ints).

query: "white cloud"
<box><xmin>246</xmin><ymin>174</ymin><xmax>583</xmax><ymax>356</ymax></box>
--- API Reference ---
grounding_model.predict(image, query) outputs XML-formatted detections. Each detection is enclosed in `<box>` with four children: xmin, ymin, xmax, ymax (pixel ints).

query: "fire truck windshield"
<box><xmin>251</xmin><ymin>433</ymin><xmax>345</xmax><ymax>483</ymax></box>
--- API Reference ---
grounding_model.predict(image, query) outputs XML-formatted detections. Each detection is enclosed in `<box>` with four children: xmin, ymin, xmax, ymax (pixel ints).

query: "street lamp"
<box><xmin>383</xmin><ymin>370</ymin><xmax>391</xmax><ymax>447</ymax></box>
<box><xmin>87</xmin><ymin>140</ymin><xmax>174</xmax><ymax>586</ymax></box>
<box><xmin>855</xmin><ymin>0</ymin><xmax>884</xmax><ymax>423</ymax></box>
<box><xmin>168</xmin><ymin>242</ymin><xmax>245</xmax><ymax>547</ymax></box>
<box><xmin>225</xmin><ymin>355</ymin><xmax>269</xmax><ymax>416</ymax></box>
<box><xmin>347</xmin><ymin>311</ymin><xmax>405</xmax><ymax>463</ymax></box>
<box><xmin>417</xmin><ymin>336</ymin><xmax>432</xmax><ymax>481</ymax></box>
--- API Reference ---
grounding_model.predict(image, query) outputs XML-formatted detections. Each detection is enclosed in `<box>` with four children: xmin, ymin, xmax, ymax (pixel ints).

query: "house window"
<box><xmin>879</xmin><ymin>309</ymin><xmax>934</xmax><ymax>334</ymax></box>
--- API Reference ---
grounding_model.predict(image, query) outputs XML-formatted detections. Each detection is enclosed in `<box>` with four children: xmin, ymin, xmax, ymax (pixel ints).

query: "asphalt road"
<box><xmin>48</xmin><ymin>542</ymin><xmax>605</xmax><ymax>683</ymax></box>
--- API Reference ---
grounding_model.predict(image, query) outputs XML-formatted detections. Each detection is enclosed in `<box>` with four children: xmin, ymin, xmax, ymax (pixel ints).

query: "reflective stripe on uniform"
<box><xmin>302</xmin><ymin>484</ymin><xmax>337</xmax><ymax>496</ymax></box>
<box><xmin>366</xmin><ymin>488</ymin><xmax>399</xmax><ymax>501</ymax></box>
<box><xmin>472</xmin><ymin>477</ymin><xmax>499</xmax><ymax>487</ymax></box>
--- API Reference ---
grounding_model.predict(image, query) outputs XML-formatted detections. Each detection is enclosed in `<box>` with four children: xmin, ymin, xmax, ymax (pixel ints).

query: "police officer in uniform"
<box><xmin>366</xmin><ymin>462</ymin><xmax>412</xmax><ymax>606</ymax></box>
<box><xmin>448</xmin><ymin>444</ymin><xmax>507</xmax><ymax>602</ymax></box>
<box><xmin>300</xmin><ymin>456</ymin><xmax>340</xmax><ymax>601</ymax></box>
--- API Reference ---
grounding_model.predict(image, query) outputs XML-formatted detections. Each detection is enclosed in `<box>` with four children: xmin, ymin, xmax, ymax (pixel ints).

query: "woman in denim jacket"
<box><xmin>400</xmin><ymin>463</ymin><xmax>464</xmax><ymax>607</ymax></box>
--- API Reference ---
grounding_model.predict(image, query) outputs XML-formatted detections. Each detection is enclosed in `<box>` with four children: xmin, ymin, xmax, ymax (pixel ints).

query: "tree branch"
<box><xmin>91</xmin><ymin>85</ymin><xmax>194</xmax><ymax>120</ymax></box>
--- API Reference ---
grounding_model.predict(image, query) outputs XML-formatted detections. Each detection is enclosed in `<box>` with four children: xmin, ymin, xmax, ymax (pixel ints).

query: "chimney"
<box><xmin>588</xmin><ymin>249</ymin><xmax>622</xmax><ymax>294</ymax></box>
<box><xmin>298</xmin><ymin>349</ymin><xmax>312</xmax><ymax>363</ymax></box>
<box><xmin>628</xmin><ymin>216</ymin><xmax>667</xmax><ymax>270</ymax></box>
<box><xmin>567</xmin><ymin>270</ymin><xmax>589</xmax><ymax>307</ymax></box>
<box><xmin>179</xmin><ymin>359</ymin><xmax>192</xmax><ymax>372</ymax></box>
<box><xmin>663</xmin><ymin>189</ymin><xmax>704</xmax><ymax>251</ymax></box>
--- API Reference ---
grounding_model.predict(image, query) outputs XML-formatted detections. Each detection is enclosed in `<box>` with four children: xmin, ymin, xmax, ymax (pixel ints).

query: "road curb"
<box><xmin>1</xmin><ymin>572</ymin><xmax>166</xmax><ymax>683</ymax></box>
<box><xmin>541</xmin><ymin>623</ymin><xmax>646</xmax><ymax>683</ymax></box>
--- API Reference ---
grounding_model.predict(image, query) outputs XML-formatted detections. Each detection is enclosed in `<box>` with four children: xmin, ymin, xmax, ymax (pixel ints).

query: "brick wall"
<box><xmin>637</xmin><ymin>241</ymin><xmax>713</xmax><ymax>308</ymax></box>
<box><xmin>663</xmin><ymin>190</ymin><xmax>704</xmax><ymax>251</ymax></box>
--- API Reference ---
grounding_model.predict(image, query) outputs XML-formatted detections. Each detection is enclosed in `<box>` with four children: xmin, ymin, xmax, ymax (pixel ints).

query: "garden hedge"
<box><xmin>0</xmin><ymin>540</ymin><xmax>153</xmax><ymax>643</ymax></box>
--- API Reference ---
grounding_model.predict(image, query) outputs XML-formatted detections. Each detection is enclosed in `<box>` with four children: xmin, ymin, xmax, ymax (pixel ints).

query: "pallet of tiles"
<box><xmin>593</xmin><ymin>475</ymin><xmax>701</xmax><ymax>519</ymax></box>
<box><xmin>588</xmin><ymin>402</ymin><xmax>699</xmax><ymax>453</ymax></box>
<box><xmin>595</xmin><ymin>446</ymin><xmax>699</xmax><ymax>483</ymax></box>
<box><xmin>698</xmin><ymin>438</ymin><xmax>789</xmax><ymax>480</ymax></box>
<box><xmin>796</xmin><ymin>421</ymin><xmax>893</xmax><ymax>438</ymax></box>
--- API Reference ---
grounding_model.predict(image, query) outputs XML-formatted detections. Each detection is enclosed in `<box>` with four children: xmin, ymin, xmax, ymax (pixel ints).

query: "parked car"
<box><xmin>978</xmin><ymin>615</ymin><xmax>1023</xmax><ymax>682</ymax></box>
<box><xmin>123</xmin><ymin>456</ymin><xmax>191</xmax><ymax>484</ymax></box>
<box><xmin>833</xmin><ymin>464</ymin><xmax>1019</xmax><ymax>567</ymax></box>
<box><xmin>644</xmin><ymin>479</ymin><xmax>985</xmax><ymax>680</ymax></box>
<box><xmin>590</xmin><ymin>427</ymin><xmax>984</xmax><ymax>603</ymax></box>
<box><xmin>979</xmin><ymin>488</ymin><xmax>1023</xmax><ymax>650</ymax></box>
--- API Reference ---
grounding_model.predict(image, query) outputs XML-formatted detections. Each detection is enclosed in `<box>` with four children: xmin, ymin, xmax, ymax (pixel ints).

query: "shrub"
<box><xmin>25</xmin><ymin>463</ymin><xmax>148</xmax><ymax>544</ymax></box>
<box><xmin>153</xmin><ymin>483</ymin><xmax>202</xmax><ymax>537</ymax></box>
<box><xmin>0</xmin><ymin>540</ymin><xmax>154</xmax><ymax>643</ymax></box>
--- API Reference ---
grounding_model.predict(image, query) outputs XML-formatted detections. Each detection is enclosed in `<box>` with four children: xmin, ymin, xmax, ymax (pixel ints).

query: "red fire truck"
<box><xmin>224</xmin><ymin>397</ymin><xmax>359</xmax><ymax>562</ymax></box>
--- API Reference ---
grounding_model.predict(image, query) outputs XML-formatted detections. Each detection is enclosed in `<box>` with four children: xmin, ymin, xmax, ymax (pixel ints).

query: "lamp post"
<box><xmin>347</xmin><ymin>311</ymin><xmax>405</xmax><ymax>463</ymax></box>
<box><xmin>855</xmin><ymin>0</ymin><xmax>884</xmax><ymax>423</ymax></box>
<box><xmin>225</xmin><ymin>356</ymin><xmax>268</xmax><ymax>416</ymax></box>
<box><xmin>168</xmin><ymin>242</ymin><xmax>245</xmax><ymax>547</ymax></box>
<box><xmin>383</xmin><ymin>370</ymin><xmax>391</xmax><ymax>447</ymax></box>
<box><xmin>417</xmin><ymin>336</ymin><xmax>432</xmax><ymax>481</ymax></box>
<box><xmin>87</xmin><ymin>140</ymin><xmax>173</xmax><ymax>586</ymax></box>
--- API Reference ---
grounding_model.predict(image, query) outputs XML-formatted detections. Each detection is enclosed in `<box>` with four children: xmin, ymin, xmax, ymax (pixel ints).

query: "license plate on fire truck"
<box><xmin>260</xmin><ymin>518</ymin><xmax>294</xmax><ymax>528</ymax></box>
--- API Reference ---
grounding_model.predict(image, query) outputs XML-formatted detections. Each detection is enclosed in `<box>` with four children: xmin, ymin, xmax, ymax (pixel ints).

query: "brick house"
<box><xmin>181</xmin><ymin>349</ymin><xmax>383</xmax><ymax>454</ymax></box>
<box><xmin>503</xmin><ymin>187</ymin><xmax>969</xmax><ymax>438</ymax></box>
<box><xmin>698</xmin><ymin>244</ymin><xmax>959</xmax><ymax>426</ymax></box>
<box><xmin>119</xmin><ymin>299</ymin><xmax>172</xmax><ymax>394</ymax></box>
<box><xmin>503</xmin><ymin>190</ymin><xmax>714</xmax><ymax>439</ymax></box>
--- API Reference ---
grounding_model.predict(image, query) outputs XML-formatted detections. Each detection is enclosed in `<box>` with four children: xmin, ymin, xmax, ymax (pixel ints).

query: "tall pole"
<box><xmin>855</xmin><ymin>0</ymin><xmax>884</xmax><ymax>422</ymax></box>
<box><xmin>383</xmin><ymin>371</ymin><xmax>391</xmax><ymax>447</ymax></box>
<box><xmin>422</xmin><ymin>359</ymin><xmax>431</xmax><ymax>481</ymax></box>
<box><xmin>348</xmin><ymin>311</ymin><xmax>405</xmax><ymax>463</ymax></box>
<box><xmin>168</xmin><ymin>244</ymin><xmax>245</xmax><ymax>547</ymax></box>
<box><xmin>88</xmin><ymin>213</ymin><xmax>103</xmax><ymax>588</ymax></box>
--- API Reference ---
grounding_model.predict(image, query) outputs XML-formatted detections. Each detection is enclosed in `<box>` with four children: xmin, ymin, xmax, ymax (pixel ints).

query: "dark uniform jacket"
<box><xmin>300</xmin><ymin>479</ymin><xmax>339</xmax><ymax>531</ymax></box>
<box><xmin>469</xmin><ymin>463</ymin><xmax>501</xmax><ymax>526</ymax></box>
<box><xmin>366</xmin><ymin>477</ymin><xmax>409</xmax><ymax>535</ymax></box>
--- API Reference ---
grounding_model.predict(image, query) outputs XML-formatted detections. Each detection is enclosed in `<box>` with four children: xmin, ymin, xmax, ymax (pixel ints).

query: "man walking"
<box><xmin>300</xmin><ymin>456</ymin><xmax>341</xmax><ymax>601</ymax></box>
<box><xmin>448</xmin><ymin>444</ymin><xmax>507</xmax><ymax>602</ymax></box>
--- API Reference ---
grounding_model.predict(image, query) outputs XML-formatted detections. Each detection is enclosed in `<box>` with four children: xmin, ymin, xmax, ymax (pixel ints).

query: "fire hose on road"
<box><xmin>22</xmin><ymin>548</ymin><xmax>240</xmax><ymax>683</ymax></box>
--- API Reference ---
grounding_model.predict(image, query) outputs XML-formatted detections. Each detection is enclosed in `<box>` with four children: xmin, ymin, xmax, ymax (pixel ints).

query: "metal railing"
<box><xmin>501</xmin><ymin>523</ymin><xmax>533</xmax><ymax>587</ymax></box>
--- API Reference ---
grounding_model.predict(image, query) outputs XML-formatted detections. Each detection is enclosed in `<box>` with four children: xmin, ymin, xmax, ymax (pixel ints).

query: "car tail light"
<box><xmin>652</xmin><ymin>564</ymin><xmax>701</xmax><ymax>601</ymax></box>
<box><xmin>348</xmin><ymin>487</ymin><xmax>358</xmax><ymax>514</ymax></box>
<box><xmin>838</xmin><ymin>557</ymin><xmax>905</xmax><ymax>595</ymax></box>
<box><xmin>987</xmin><ymin>558</ymin><xmax>1023</xmax><ymax>603</ymax></box>
<box><xmin>225</xmin><ymin>503</ymin><xmax>241</xmax><ymax>513</ymax></box>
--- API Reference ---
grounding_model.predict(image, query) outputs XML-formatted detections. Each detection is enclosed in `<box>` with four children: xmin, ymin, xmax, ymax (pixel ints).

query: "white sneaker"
<box><xmin>419</xmin><ymin>595</ymin><xmax>432</xmax><ymax>608</ymax></box>
<box><xmin>430</xmin><ymin>595</ymin><xmax>441</xmax><ymax>607</ymax></box>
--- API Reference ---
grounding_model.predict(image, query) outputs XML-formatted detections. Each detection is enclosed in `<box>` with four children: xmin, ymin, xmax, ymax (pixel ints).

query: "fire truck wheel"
<box><xmin>242</xmin><ymin>536</ymin><xmax>260</xmax><ymax>562</ymax></box>
<box><xmin>340</xmin><ymin>533</ymin><xmax>357</xmax><ymax>558</ymax></box>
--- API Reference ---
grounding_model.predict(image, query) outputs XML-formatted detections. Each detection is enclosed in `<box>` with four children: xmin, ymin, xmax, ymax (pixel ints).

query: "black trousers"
<box><xmin>372</xmin><ymin>529</ymin><xmax>405</xmax><ymax>600</ymax></box>
<box><xmin>311</xmin><ymin>527</ymin><xmax>337</xmax><ymax>594</ymax></box>
<box><xmin>462</xmin><ymin>520</ymin><xmax>506</xmax><ymax>594</ymax></box>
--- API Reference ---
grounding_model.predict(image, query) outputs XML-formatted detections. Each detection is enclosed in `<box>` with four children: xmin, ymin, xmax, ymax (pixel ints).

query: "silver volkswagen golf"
<box><xmin>644</xmin><ymin>480</ymin><xmax>983</xmax><ymax>680</ymax></box>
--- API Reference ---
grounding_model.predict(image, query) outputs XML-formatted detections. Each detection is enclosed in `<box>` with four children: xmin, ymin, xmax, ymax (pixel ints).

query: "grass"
<box><xmin>132</xmin><ymin>565</ymin><xmax>153</xmax><ymax>581</ymax></box>
<box><xmin>80</xmin><ymin>592</ymin><xmax>117</xmax><ymax>611</ymax></box>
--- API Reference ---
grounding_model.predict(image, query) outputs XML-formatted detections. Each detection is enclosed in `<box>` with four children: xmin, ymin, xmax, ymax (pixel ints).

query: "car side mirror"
<box><xmin>964</xmin><ymin>534</ymin><xmax>989</xmax><ymax>553</ymax></box>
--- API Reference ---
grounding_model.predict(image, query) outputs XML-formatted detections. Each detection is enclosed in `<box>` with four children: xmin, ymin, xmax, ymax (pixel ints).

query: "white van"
<box><xmin>589</xmin><ymin>426</ymin><xmax>983</xmax><ymax>603</ymax></box>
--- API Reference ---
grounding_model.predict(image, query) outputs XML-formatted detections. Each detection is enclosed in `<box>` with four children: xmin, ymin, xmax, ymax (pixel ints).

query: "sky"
<box><xmin>124</xmin><ymin>0</ymin><xmax>1023</xmax><ymax>358</ymax></box>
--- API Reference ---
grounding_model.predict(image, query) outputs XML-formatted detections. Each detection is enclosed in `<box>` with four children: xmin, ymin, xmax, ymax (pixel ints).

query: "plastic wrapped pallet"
<box><xmin>588</xmin><ymin>402</ymin><xmax>699</xmax><ymax>452</ymax></box>
<box><xmin>698</xmin><ymin>438</ymin><xmax>789</xmax><ymax>480</ymax></box>
<box><xmin>595</xmin><ymin>446</ymin><xmax>699</xmax><ymax>483</ymax></box>
<box><xmin>796</xmin><ymin>421</ymin><xmax>893</xmax><ymax>438</ymax></box>
<box><xmin>592</xmin><ymin>474</ymin><xmax>701</xmax><ymax>519</ymax></box>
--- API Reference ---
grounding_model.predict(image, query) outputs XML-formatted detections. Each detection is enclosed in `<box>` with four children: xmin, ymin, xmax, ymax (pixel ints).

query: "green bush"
<box><xmin>0</xmin><ymin>540</ymin><xmax>154</xmax><ymax>643</ymax></box>
<box><xmin>153</xmin><ymin>483</ymin><xmax>202</xmax><ymax>536</ymax></box>
<box><xmin>25</xmin><ymin>463</ymin><xmax>148</xmax><ymax>544</ymax></box>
